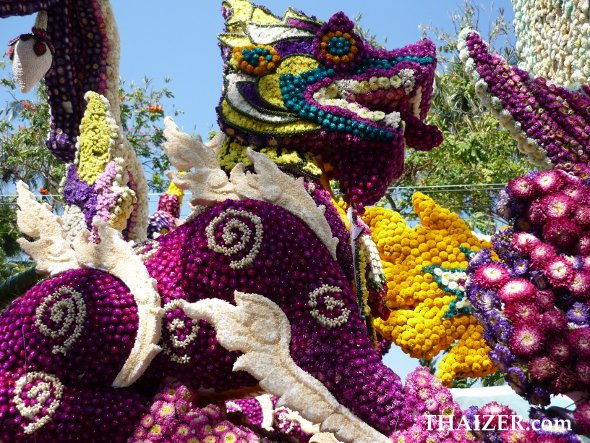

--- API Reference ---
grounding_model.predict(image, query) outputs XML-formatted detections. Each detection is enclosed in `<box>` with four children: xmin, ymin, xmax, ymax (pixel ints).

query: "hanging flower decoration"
<box><xmin>466</xmin><ymin>168</ymin><xmax>590</xmax><ymax>420</ymax></box>
<box><xmin>362</xmin><ymin>193</ymin><xmax>496</xmax><ymax>385</ymax></box>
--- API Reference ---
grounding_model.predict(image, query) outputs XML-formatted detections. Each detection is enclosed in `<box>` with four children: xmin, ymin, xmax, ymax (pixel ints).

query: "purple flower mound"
<box><xmin>62</xmin><ymin>164</ymin><xmax>98</xmax><ymax>228</ymax></box>
<box><xmin>144</xmin><ymin>197</ymin><xmax>407</xmax><ymax>434</ymax></box>
<box><xmin>0</xmin><ymin>268</ymin><xmax>138</xmax><ymax>386</ymax></box>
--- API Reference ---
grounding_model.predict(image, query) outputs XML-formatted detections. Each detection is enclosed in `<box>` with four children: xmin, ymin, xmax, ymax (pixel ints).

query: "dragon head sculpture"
<box><xmin>216</xmin><ymin>0</ymin><xmax>443</xmax><ymax>208</ymax></box>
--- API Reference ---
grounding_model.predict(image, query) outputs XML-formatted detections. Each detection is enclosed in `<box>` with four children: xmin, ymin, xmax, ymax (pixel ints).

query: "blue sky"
<box><xmin>0</xmin><ymin>1</ymin><xmax>514</xmax><ymax>381</ymax></box>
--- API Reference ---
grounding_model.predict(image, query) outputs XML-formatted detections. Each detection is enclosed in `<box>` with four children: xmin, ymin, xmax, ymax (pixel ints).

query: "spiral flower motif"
<box><xmin>161</xmin><ymin>300</ymin><xmax>200</xmax><ymax>364</ymax></box>
<box><xmin>308</xmin><ymin>284</ymin><xmax>351</xmax><ymax>329</ymax></box>
<box><xmin>35</xmin><ymin>286</ymin><xmax>87</xmax><ymax>356</ymax></box>
<box><xmin>205</xmin><ymin>209</ymin><xmax>263</xmax><ymax>269</ymax></box>
<box><xmin>13</xmin><ymin>372</ymin><xmax>64</xmax><ymax>434</ymax></box>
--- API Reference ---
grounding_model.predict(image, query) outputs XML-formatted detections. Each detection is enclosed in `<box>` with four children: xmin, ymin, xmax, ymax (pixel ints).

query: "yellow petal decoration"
<box><xmin>362</xmin><ymin>192</ymin><xmax>496</xmax><ymax>385</ymax></box>
<box><xmin>76</xmin><ymin>92</ymin><xmax>118</xmax><ymax>185</ymax></box>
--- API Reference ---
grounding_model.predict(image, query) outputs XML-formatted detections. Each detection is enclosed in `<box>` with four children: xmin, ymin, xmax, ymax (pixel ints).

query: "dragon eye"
<box><xmin>231</xmin><ymin>44</ymin><xmax>281</xmax><ymax>76</ymax></box>
<box><xmin>313</xmin><ymin>12</ymin><xmax>364</xmax><ymax>72</ymax></box>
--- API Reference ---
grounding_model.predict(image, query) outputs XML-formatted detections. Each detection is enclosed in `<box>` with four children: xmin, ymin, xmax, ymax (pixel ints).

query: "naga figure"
<box><xmin>0</xmin><ymin>0</ymin><xmax>453</xmax><ymax>441</ymax></box>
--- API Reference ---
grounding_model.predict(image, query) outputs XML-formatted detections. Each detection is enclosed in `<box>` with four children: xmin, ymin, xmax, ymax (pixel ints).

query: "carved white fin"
<box><xmin>176</xmin><ymin>292</ymin><xmax>388</xmax><ymax>443</ymax></box>
<box><xmin>235</xmin><ymin>149</ymin><xmax>338</xmax><ymax>260</ymax></box>
<box><xmin>15</xmin><ymin>181</ymin><xmax>78</xmax><ymax>275</ymax></box>
<box><xmin>163</xmin><ymin>118</ymin><xmax>338</xmax><ymax>260</ymax></box>
<box><xmin>73</xmin><ymin>220</ymin><xmax>163</xmax><ymax>387</ymax></box>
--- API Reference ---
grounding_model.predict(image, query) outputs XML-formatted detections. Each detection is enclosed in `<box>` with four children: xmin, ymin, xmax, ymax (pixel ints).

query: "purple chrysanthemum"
<box><xmin>506</xmin><ymin>365</ymin><xmax>528</xmax><ymax>396</ymax></box>
<box><xmin>566</xmin><ymin>302</ymin><xmax>590</xmax><ymax>326</ymax></box>
<box><xmin>512</xmin><ymin>258</ymin><xmax>530</xmax><ymax>276</ymax></box>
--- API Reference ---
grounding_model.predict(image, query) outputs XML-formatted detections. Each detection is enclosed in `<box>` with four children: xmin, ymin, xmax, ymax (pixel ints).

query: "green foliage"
<box><xmin>382</xmin><ymin>1</ymin><xmax>530</xmax><ymax>235</ymax></box>
<box><xmin>0</xmin><ymin>56</ymin><xmax>182</xmax><ymax>278</ymax></box>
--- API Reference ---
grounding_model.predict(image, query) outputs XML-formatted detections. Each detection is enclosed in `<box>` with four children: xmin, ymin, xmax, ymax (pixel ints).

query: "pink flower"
<box><xmin>542</xmin><ymin>218</ymin><xmax>580</xmax><ymax>252</ymax></box>
<box><xmin>570</xmin><ymin>271</ymin><xmax>590</xmax><ymax>298</ymax></box>
<box><xmin>508</xmin><ymin>176</ymin><xmax>536</xmax><ymax>200</ymax></box>
<box><xmin>539</xmin><ymin>309</ymin><xmax>568</xmax><ymax>333</ymax></box>
<box><xmin>573</xmin><ymin>204</ymin><xmax>590</xmax><ymax>229</ymax></box>
<box><xmin>535</xmin><ymin>290</ymin><xmax>555</xmax><ymax>312</ymax></box>
<box><xmin>547</xmin><ymin>338</ymin><xmax>572</xmax><ymax>364</ymax></box>
<box><xmin>533</xmin><ymin>170</ymin><xmax>563</xmax><ymax>193</ymax></box>
<box><xmin>569</xmin><ymin>328</ymin><xmax>590</xmax><ymax>358</ymax></box>
<box><xmin>498</xmin><ymin>279</ymin><xmax>537</xmax><ymax>304</ymax></box>
<box><xmin>509</xmin><ymin>323</ymin><xmax>544</xmax><ymax>357</ymax></box>
<box><xmin>529</xmin><ymin>243</ymin><xmax>557</xmax><ymax>268</ymax></box>
<box><xmin>474</xmin><ymin>263</ymin><xmax>510</xmax><ymax>289</ymax></box>
<box><xmin>576</xmin><ymin>234</ymin><xmax>590</xmax><ymax>255</ymax></box>
<box><xmin>512</xmin><ymin>232</ymin><xmax>541</xmax><ymax>254</ymax></box>
<box><xmin>528</xmin><ymin>356</ymin><xmax>558</xmax><ymax>383</ymax></box>
<box><xmin>504</xmin><ymin>301</ymin><xmax>540</xmax><ymax>324</ymax></box>
<box><xmin>541</xmin><ymin>194</ymin><xmax>575</xmax><ymax>220</ymax></box>
<box><xmin>574</xmin><ymin>400</ymin><xmax>590</xmax><ymax>434</ymax></box>
<box><xmin>543</xmin><ymin>257</ymin><xmax>574</xmax><ymax>287</ymax></box>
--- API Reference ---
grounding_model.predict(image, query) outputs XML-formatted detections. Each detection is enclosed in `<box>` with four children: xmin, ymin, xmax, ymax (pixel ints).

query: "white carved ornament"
<box><xmin>163</xmin><ymin>117</ymin><xmax>339</xmax><ymax>260</ymax></box>
<box><xmin>175</xmin><ymin>291</ymin><xmax>389</xmax><ymax>443</ymax></box>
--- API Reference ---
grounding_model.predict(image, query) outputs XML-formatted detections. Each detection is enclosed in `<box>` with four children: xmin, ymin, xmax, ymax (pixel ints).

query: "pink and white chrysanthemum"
<box><xmin>512</xmin><ymin>232</ymin><xmax>541</xmax><ymax>254</ymax></box>
<box><xmin>543</xmin><ymin>257</ymin><xmax>574</xmax><ymax>287</ymax></box>
<box><xmin>542</xmin><ymin>194</ymin><xmax>575</xmax><ymax>220</ymax></box>
<box><xmin>474</xmin><ymin>263</ymin><xmax>510</xmax><ymax>289</ymax></box>
<box><xmin>570</xmin><ymin>271</ymin><xmax>590</xmax><ymax>298</ymax></box>
<box><xmin>530</xmin><ymin>243</ymin><xmax>558</xmax><ymax>268</ymax></box>
<box><xmin>533</xmin><ymin>170</ymin><xmax>563</xmax><ymax>193</ymax></box>
<box><xmin>504</xmin><ymin>301</ymin><xmax>540</xmax><ymax>324</ymax></box>
<box><xmin>509</xmin><ymin>323</ymin><xmax>544</xmax><ymax>357</ymax></box>
<box><xmin>508</xmin><ymin>177</ymin><xmax>536</xmax><ymax>200</ymax></box>
<box><xmin>498</xmin><ymin>279</ymin><xmax>537</xmax><ymax>304</ymax></box>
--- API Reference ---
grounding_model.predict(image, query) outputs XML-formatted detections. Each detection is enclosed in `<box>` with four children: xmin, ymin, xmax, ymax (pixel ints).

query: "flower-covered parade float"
<box><xmin>0</xmin><ymin>0</ymin><xmax>588</xmax><ymax>441</ymax></box>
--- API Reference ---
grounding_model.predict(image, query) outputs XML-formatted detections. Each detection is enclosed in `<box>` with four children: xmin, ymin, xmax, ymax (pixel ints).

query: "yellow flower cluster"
<box><xmin>76</xmin><ymin>92</ymin><xmax>118</xmax><ymax>185</ymax></box>
<box><xmin>362</xmin><ymin>193</ymin><xmax>496</xmax><ymax>385</ymax></box>
<box><xmin>217</xmin><ymin>137</ymin><xmax>322</xmax><ymax>177</ymax></box>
